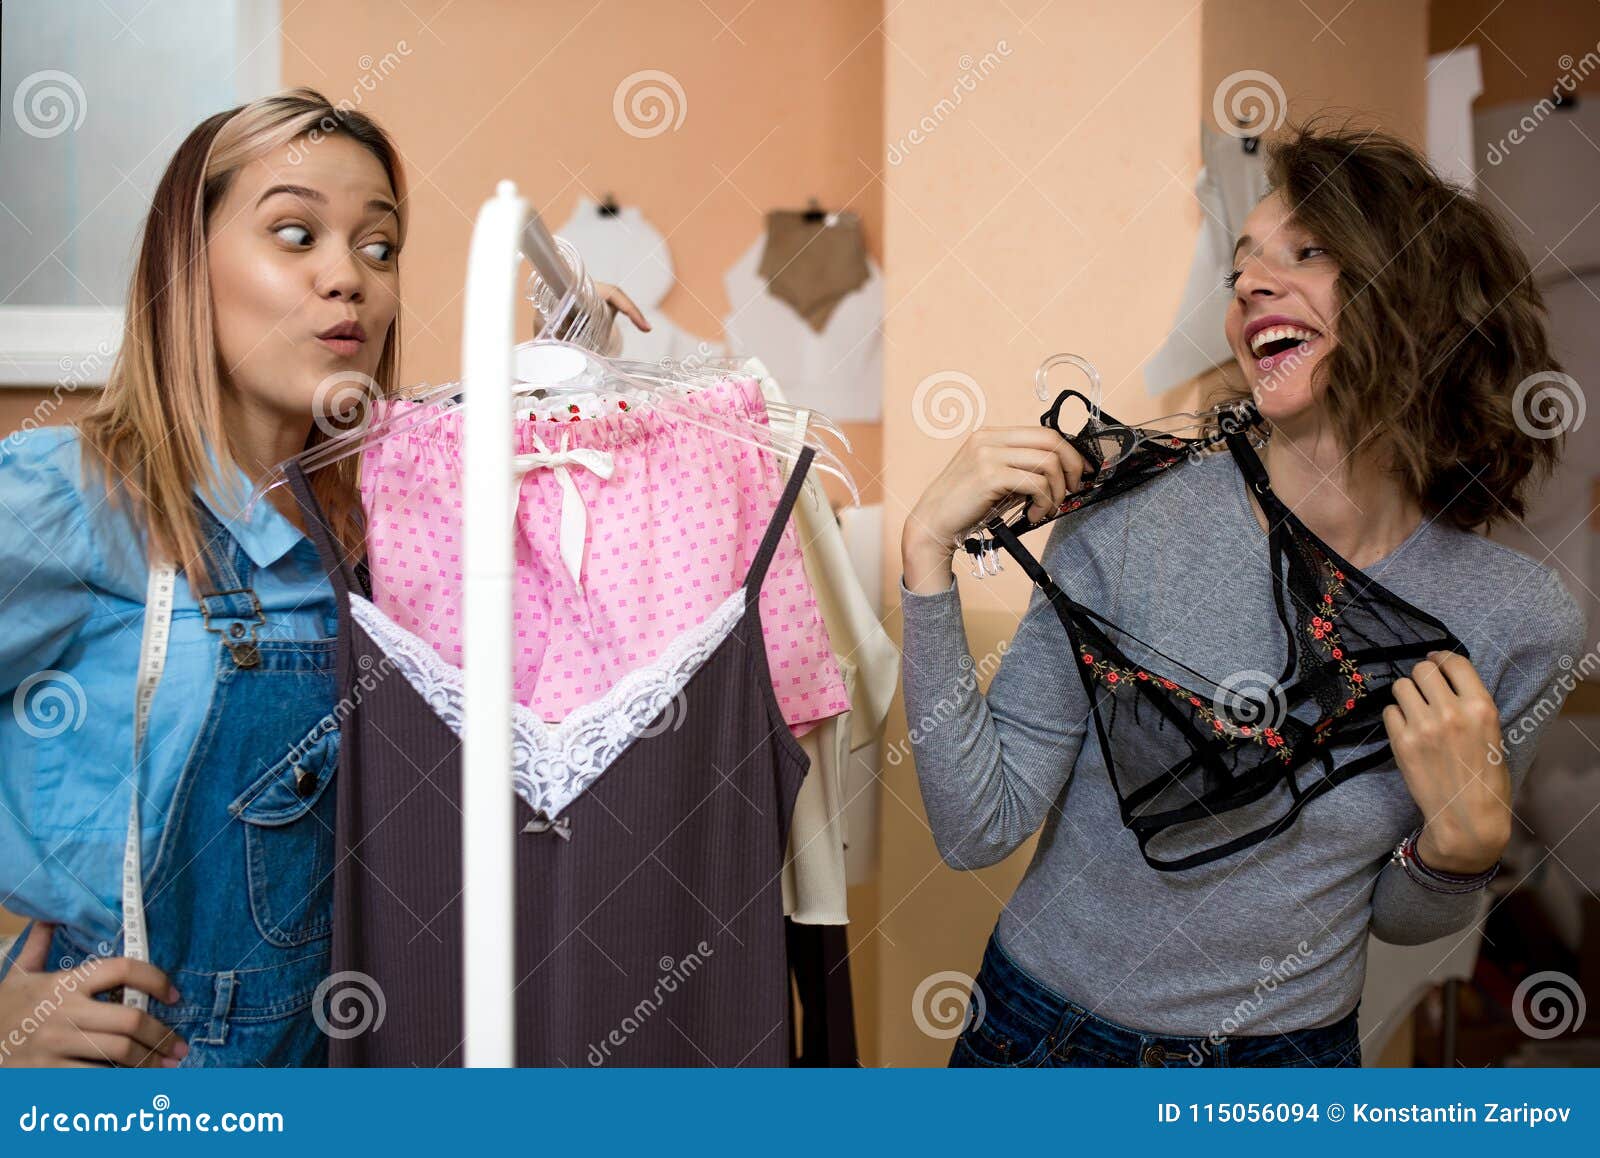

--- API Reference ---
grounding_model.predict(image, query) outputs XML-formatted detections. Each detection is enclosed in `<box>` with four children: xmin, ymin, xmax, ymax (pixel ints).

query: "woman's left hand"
<box><xmin>1382</xmin><ymin>649</ymin><xmax>1510</xmax><ymax>874</ymax></box>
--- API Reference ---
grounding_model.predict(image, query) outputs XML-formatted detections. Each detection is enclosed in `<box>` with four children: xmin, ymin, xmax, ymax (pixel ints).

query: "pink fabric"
<box><xmin>359</xmin><ymin>375</ymin><xmax>848</xmax><ymax>732</ymax></box>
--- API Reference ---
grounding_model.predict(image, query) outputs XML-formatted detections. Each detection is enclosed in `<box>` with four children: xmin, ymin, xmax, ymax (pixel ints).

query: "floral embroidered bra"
<box><xmin>986</xmin><ymin>397</ymin><xmax>1466</xmax><ymax>872</ymax></box>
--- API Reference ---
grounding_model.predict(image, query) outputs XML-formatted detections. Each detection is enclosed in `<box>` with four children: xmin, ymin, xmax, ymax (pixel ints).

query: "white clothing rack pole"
<box><xmin>460</xmin><ymin>179</ymin><xmax>524</xmax><ymax>1067</ymax></box>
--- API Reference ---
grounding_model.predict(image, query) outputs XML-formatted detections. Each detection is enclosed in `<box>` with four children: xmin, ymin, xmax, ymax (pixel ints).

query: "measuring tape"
<box><xmin>120</xmin><ymin>562</ymin><xmax>176</xmax><ymax>1011</ymax></box>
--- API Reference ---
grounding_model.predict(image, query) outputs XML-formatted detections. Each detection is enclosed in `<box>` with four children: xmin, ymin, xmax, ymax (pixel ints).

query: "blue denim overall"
<box><xmin>45</xmin><ymin>501</ymin><xmax>341</xmax><ymax>1066</ymax></box>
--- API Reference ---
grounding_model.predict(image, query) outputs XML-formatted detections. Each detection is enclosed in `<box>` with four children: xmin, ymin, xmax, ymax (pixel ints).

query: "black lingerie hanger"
<box><xmin>960</xmin><ymin>388</ymin><xmax>1262</xmax><ymax>569</ymax></box>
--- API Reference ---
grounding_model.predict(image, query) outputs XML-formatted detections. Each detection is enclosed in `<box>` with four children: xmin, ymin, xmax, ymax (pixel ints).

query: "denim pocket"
<box><xmin>228</xmin><ymin>718</ymin><xmax>340</xmax><ymax>948</ymax></box>
<box><xmin>949</xmin><ymin>985</ymin><xmax>1055</xmax><ymax>1067</ymax></box>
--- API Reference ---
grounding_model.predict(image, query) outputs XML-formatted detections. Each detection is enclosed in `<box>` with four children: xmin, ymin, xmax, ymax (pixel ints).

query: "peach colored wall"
<box><xmin>871</xmin><ymin>0</ymin><xmax>1427</xmax><ymax>1067</ymax></box>
<box><xmin>874</xmin><ymin>0</ymin><xmax>1204</xmax><ymax>1067</ymax></box>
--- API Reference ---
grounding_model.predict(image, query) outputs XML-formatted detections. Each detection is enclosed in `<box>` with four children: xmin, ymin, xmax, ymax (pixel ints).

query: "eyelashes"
<box><xmin>1223</xmin><ymin>246</ymin><xmax>1327</xmax><ymax>292</ymax></box>
<box><xmin>272</xmin><ymin>222</ymin><xmax>397</xmax><ymax>264</ymax></box>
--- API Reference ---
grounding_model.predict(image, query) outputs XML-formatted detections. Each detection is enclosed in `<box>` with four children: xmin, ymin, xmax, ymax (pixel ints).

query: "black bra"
<box><xmin>979</xmin><ymin>394</ymin><xmax>1465</xmax><ymax>870</ymax></box>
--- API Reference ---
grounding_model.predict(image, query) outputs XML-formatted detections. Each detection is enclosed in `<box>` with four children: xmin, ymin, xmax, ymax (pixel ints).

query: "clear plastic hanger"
<box><xmin>597</xmin><ymin>356</ymin><xmax>858</xmax><ymax>507</ymax></box>
<box><xmin>617</xmin><ymin>352</ymin><xmax>856</xmax><ymax>460</ymax></box>
<box><xmin>246</xmin><ymin>217</ymin><xmax>855</xmax><ymax>512</ymax></box>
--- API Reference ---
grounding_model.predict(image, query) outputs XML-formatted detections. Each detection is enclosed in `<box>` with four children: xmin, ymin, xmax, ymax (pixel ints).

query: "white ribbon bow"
<box><xmin>512</xmin><ymin>429</ymin><xmax>615</xmax><ymax>588</ymax></box>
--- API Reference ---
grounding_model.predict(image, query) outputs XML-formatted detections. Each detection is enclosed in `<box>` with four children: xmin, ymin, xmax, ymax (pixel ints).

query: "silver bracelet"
<box><xmin>1389</xmin><ymin>826</ymin><xmax>1499</xmax><ymax>894</ymax></box>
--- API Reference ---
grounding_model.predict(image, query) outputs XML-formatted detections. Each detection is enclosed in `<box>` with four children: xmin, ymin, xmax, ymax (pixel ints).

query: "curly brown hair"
<box><xmin>1214</xmin><ymin>118</ymin><xmax>1567</xmax><ymax>533</ymax></box>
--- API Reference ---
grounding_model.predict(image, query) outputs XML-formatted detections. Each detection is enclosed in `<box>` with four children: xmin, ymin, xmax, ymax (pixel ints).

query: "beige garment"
<box><xmin>751</xmin><ymin>362</ymin><xmax>900</xmax><ymax>923</ymax></box>
<box><xmin>786</xmin><ymin>661</ymin><xmax>855</xmax><ymax>924</ymax></box>
<box><xmin>758</xmin><ymin>210</ymin><xmax>871</xmax><ymax>333</ymax></box>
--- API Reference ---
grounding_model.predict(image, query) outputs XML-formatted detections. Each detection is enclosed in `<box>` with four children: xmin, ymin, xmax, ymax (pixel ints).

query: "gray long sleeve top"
<box><xmin>899</xmin><ymin>446</ymin><xmax>1588</xmax><ymax>1036</ymax></box>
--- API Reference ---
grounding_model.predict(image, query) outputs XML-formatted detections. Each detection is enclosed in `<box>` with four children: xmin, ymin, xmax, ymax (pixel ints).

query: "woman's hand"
<box><xmin>902</xmin><ymin>426</ymin><xmax>1091</xmax><ymax>594</ymax></box>
<box><xmin>1382</xmin><ymin>650</ymin><xmax>1511</xmax><ymax>874</ymax></box>
<box><xmin>596</xmin><ymin>282</ymin><xmax>649</xmax><ymax>332</ymax></box>
<box><xmin>0</xmin><ymin>921</ymin><xmax>189</xmax><ymax>1067</ymax></box>
<box><xmin>531</xmin><ymin>283</ymin><xmax>649</xmax><ymax>346</ymax></box>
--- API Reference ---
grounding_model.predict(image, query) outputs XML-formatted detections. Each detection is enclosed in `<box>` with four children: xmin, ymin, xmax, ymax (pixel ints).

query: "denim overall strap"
<box><xmin>192</xmin><ymin>521</ymin><xmax>268</xmax><ymax>670</ymax></box>
<box><xmin>47</xmin><ymin>497</ymin><xmax>342</xmax><ymax>1066</ymax></box>
<box><xmin>282</xmin><ymin>459</ymin><xmax>365</xmax><ymax>703</ymax></box>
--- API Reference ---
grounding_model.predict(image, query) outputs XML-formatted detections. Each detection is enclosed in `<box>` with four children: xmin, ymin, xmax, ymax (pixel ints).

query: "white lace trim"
<box><xmin>348</xmin><ymin>587</ymin><xmax>747</xmax><ymax>821</ymax></box>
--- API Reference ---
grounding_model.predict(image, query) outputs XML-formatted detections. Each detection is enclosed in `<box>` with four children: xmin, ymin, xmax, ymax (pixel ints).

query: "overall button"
<box><xmin>294</xmin><ymin>765</ymin><xmax>319</xmax><ymax>798</ymax></box>
<box><xmin>228</xmin><ymin>622</ymin><xmax>246</xmax><ymax>638</ymax></box>
<box><xmin>1141</xmin><ymin>1043</ymin><xmax>1167</xmax><ymax>1067</ymax></box>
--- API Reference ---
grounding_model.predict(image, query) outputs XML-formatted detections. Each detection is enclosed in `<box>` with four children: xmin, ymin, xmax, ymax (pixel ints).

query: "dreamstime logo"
<box><xmin>911</xmin><ymin>970</ymin><xmax>985</xmax><ymax>1040</ymax></box>
<box><xmin>1183</xmin><ymin>400</ymin><xmax>1259</xmax><ymax>465</ymax></box>
<box><xmin>12</xmin><ymin>70</ymin><xmax>87</xmax><ymax>138</ymax></box>
<box><xmin>1511</xmin><ymin>371</ymin><xmax>1584</xmax><ymax>440</ymax></box>
<box><xmin>586</xmin><ymin>941</ymin><xmax>714</xmax><ymax>1065</ymax></box>
<box><xmin>286</xmin><ymin>41</ymin><xmax>413</xmax><ymax>164</ymax></box>
<box><xmin>1512</xmin><ymin>971</ymin><xmax>1586</xmax><ymax>1039</ymax></box>
<box><xmin>0</xmin><ymin>950</ymin><xmax>107</xmax><ymax>1063</ymax></box>
<box><xmin>312</xmin><ymin>971</ymin><xmax>386</xmax><ymax>1040</ymax></box>
<box><xmin>312</xmin><ymin>371</ymin><xmax>378</xmax><ymax>439</ymax></box>
<box><xmin>635</xmin><ymin>689</ymin><xmax>690</xmax><ymax>740</ymax></box>
<box><xmin>661</xmin><ymin>339</ymin><xmax>727</xmax><ymax>380</ymax></box>
<box><xmin>1484</xmin><ymin>41</ymin><xmax>1598</xmax><ymax>165</ymax></box>
<box><xmin>1491</xmin><ymin>644</ymin><xmax>1600</xmax><ymax>765</ymax></box>
<box><xmin>1186</xmin><ymin>939</ymin><xmax>1314</xmax><ymax>1065</ymax></box>
<box><xmin>1254</xmin><ymin>337</ymin><xmax>1319</xmax><ymax>395</ymax></box>
<box><xmin>613</xmin><ymin>70</ymin><xmax>687</xmax><ymax>139</ymax></box>
<box><xmin>886</xmin><ymin>39</ymin><xmax>1013</xmax><ymax>166</ymax></box>
<box><xmin>1212</xmin><ymin>669</ymin><xmax>1287</xmax><ymax>734</ymax></box>
<box><xmin>1</xmin><ymin>339</ymin><xmax>117</xmax><ymax>465</ymax></box>
<box><xmin>12</xmin><ymin>670</ymin><xmax>88</xmax><ymax>739</ymax></box>
<box><xmin>885</xmin><ymin>641</ymin><xmax>1009</xmax><ymax>767</ymax></box>
<box><xmin>912</xmin><ymin>370</ymin><xmax>986</xmax><ymax>439</ymax></box>
<box><xmin>1212</xmin><ymin>69</ymin><xmax>1287</xmax><ymax>140</ymax></box>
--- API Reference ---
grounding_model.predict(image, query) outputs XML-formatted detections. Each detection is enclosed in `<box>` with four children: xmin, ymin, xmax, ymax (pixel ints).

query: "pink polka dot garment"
<box><xmin>358</xmin><ymin>375</ymin><xmax>849</xmax><ymax>733</ymax></box>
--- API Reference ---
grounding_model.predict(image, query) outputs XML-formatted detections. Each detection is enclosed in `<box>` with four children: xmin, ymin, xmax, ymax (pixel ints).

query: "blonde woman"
<box><xmin>0</xmin><ymin>87</ymin><xmax>412</xmax><ymax>1068</ymax></box>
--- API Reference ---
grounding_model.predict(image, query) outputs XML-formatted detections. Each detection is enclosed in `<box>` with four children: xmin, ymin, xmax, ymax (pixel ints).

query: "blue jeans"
<box><xmin>949</xmin><ymin>934</ymin><xmax>1362</xmax><ymax>1068</ymax></box>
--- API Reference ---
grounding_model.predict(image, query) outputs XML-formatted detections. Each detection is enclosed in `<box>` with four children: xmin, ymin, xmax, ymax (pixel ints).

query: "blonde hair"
<box><xmin>77</xmin><ymin>87</ymin><xmax>407</xmax><ymax>591</ymax></box>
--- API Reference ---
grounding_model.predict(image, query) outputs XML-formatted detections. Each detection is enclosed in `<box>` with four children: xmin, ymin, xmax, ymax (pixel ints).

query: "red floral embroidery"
<box><xmin>1077</xmin><ymin>649</ymin><xmax>1292</xmax><ymax>763</ymax></box>
<box><xmin>1069</xmin><ymin>535</ymin><xmax>1367</xmax><ymax>766</ymax></box>
<box><xmin>1303</xmin><ymin>542</ymin><xmax>1368</xmax><ymax>720</ymax></box>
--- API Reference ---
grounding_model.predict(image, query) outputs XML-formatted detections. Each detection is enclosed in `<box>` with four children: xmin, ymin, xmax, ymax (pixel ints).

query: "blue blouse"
<box><xmin>0</xmin><ymin>425</ymin><xmax>336</xmax><ymax>948</ymax></box>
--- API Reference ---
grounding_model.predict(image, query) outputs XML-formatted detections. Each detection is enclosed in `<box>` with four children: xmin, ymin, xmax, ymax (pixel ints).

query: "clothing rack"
<box><xmin>458</xmin><ymin>179</ymin><xmax>551</xmax><ymax>1067</ymax></box>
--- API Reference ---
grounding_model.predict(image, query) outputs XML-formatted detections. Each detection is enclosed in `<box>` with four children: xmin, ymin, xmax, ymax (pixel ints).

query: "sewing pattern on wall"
<box><xmin>724</xmin><ymin>202</ymin><xmax>883</xmax><ymax>422</ymax></box>
<box><xmin>759</xmin><ymin>205</ymin><xmax>871</xmax><ymax>331</ymax></box>
<box><xmin>978</xmin><ymin>387</ymin><xmax>1468</xmax><ymax>871</ymax></box>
